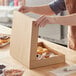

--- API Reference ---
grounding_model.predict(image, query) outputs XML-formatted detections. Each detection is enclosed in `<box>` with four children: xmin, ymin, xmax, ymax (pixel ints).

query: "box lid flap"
<box><xmin>10</xmin><ymin>11</ymin><xmax>39</xmax><ymax>67</ymax></box>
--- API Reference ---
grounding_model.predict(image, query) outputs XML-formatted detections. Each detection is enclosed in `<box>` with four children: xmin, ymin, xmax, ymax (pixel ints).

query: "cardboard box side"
<box><xmin>30</xmin><ymin>22</ymin><xmax>39</xmax><ymax>61</ymax></box>
<box><xmin>30</xmin><ymin>55</ymin><xmax>65</xmax><ymax>69</ymax></box>
<box><xmin>10</xmin><ymin>11</ymin><xmax>37</xmax><ymax>68</ymax></box>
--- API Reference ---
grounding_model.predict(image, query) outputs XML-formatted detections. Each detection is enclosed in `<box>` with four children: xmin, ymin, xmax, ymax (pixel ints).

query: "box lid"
<box><xmin>10</xmin><ymin>11</ymin><xmax>39</xmax><ymax>67</ymax></box>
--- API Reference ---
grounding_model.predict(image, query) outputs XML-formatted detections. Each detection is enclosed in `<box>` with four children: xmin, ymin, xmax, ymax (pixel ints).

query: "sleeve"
<box><xmin>49</xmin><ymin>0</ymin><xmax>66</xmax><ymax>14</ymax></box>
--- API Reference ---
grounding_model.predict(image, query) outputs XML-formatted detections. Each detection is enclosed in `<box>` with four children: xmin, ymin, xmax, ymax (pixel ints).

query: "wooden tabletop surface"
<box><xmin>0</xmin><ymin>25</ymin><xmax>76</xmax><ymax>76</ymax></box>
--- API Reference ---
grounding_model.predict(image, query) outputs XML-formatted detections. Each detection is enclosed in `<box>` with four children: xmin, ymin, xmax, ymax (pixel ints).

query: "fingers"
<box><xmin>36</xmin><ymin>16</ymin><xmax>46</xmax><ymax>26</ymax></box>
<box><xmin>39</xmin><ymin>19</ymin><xmax>48</xmax><ymax>27</ymax></box>
<box><xmin>35</xmin><ymin>16</ymin><xmax>49</xmax><ymax>27</ymax></box>
<box><xmin>19</xmin><ymin>6</ymin><xmax>29</xmax><ymax>13</ymax></box>
<box><xmin>19</xmin><ymin>6</ymin><xmax>25</xmax><ymax>13</ymax></box>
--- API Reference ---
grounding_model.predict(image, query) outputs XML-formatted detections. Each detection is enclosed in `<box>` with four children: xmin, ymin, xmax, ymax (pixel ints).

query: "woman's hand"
<box><xmin>34</xmin><ymin>15</ymin><xmax>55</xmax><ymax>27</ymax></box>
<box><xmin>19</xmin><ymin>6</ymin><xmax>30</xmax><ymax>13</ymax></box>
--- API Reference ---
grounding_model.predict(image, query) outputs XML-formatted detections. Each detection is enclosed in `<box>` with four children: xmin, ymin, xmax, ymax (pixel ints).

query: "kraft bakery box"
<box><xmin>10</xmin><ymin>11</ymin><xmax>65</xmax><ymax>69</ymax></box>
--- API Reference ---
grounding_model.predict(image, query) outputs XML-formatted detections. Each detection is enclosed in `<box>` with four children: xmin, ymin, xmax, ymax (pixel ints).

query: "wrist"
<box><xmin>28</xmin><ymin>7</ymin><xmax>34</xmax><ymax>12</ymax></box>
<box><xmin>52</xmin><ymin>17</ymin><xmax>61</xmax><ymax>24</ymax></box>
<box><xmin>50</xmin><ymin>17</ymin><xmax>57</xmax><ymax>24</ymax></box>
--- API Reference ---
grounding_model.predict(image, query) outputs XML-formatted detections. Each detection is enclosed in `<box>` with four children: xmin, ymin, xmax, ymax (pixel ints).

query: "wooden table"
<box><xmin>0</xmin><ymin>25</ymin><xmax>76</xmax><ymax>76</ymax></box>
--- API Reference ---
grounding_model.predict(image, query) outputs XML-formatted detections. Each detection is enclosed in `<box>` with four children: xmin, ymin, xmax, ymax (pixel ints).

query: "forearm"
<box><xmin>28</xmin><ymin>5</ymin><xmax>55</xmax><ymax>15</ymax></box>
<box><xmin>54</xmin><ymin>14</ymin><xmax>76</xmax><ymax>26</ymax></box>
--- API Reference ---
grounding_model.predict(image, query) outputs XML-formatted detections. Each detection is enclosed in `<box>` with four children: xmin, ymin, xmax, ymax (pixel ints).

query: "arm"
<box><xmin>35</xmin><ymin>14</ymin><xmax>76</xmax><ymax>27</ymax></box>
<box><xmin>19</xmin><ymin>5</ymin><xmax>55</xmax><ymax>15</ymax></box>
<box><xmin>54</xmin><ymin>14</ymin><xmax>76</xmax><ymax>26</ymax></box>
<box><xmin>19</xmin><ymin>0</ymin><xmax>66</xmax><ymax>16</ymax></box>
<box><xmin>28</xmin><ymin>5</ymin><xmax>55</xmax><ymax>15</ymax></box>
